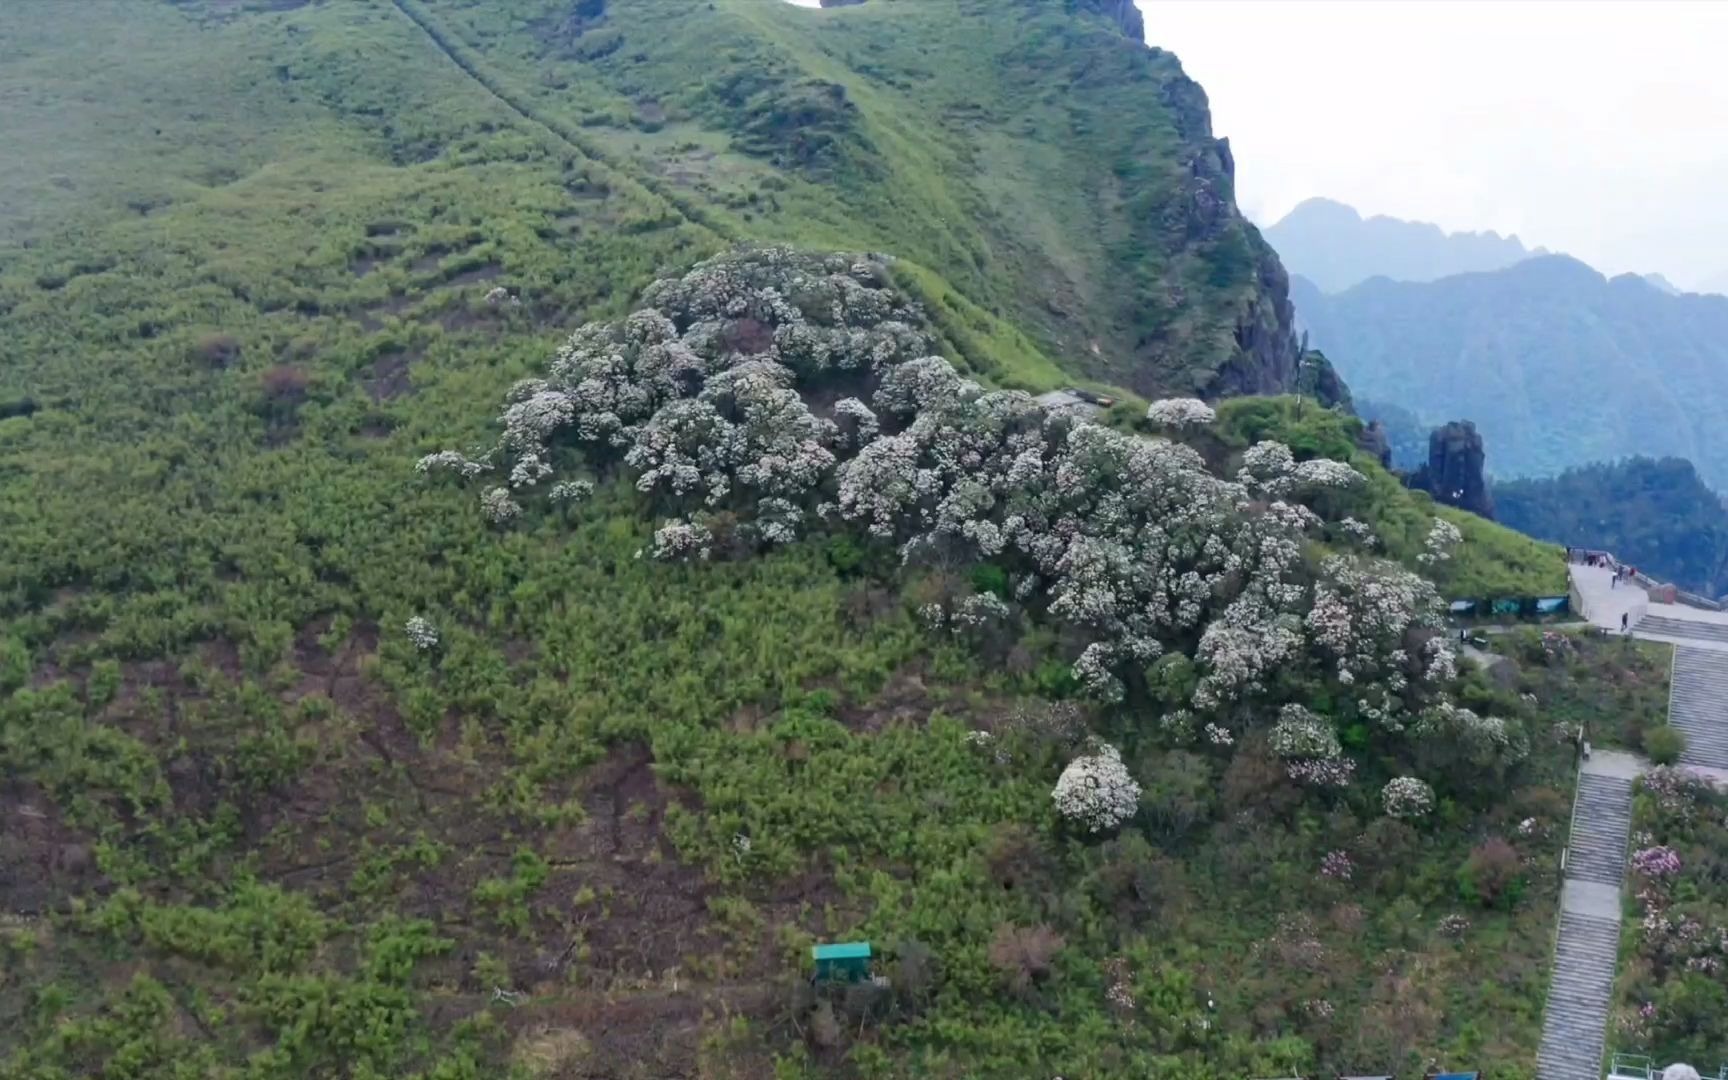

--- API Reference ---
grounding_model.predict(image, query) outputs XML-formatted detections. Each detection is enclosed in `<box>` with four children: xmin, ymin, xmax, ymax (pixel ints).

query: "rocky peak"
<box><xmin>1409</xmin><ymin>420</ymin><xmax>1494</xmax><ymax>520</ymax></box>
<box><xmin>1077</xmin><ymin>0</ymin><xmax>1145</xmax><ymax>43</ymax></box>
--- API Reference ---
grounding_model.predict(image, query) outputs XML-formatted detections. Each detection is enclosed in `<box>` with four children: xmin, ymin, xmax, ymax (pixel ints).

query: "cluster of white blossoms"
<box><xmin>426</xmin><ymin>246</ymin><xmax>1513</xmax><ymax>802</ymax></box>
<box><xmin>415</xmin><ymin>449</ymin><xmax>491</xmax><ymax>478</ymax></box>
<box><xmin>1305</xmin><ymin>553</ymin><xmax>1443</xmax><ymax>721</ymax></box>
<box><xmin>1415</xmin><ymin>701</ymin><xmax>1519</xmax><ymax>764</ymax></box>
<box><xmin>404</xmin><ymin>615</ymin><xmax>439</xmax><ymax>651</ymax></box>
<box><xmin>1239</xmin><ymin>439</ymin><xmax>1363</xmax><ymax>498</ymax></box>
<box><xmin>1145</xmin><ymin>397</ymin><xmax>1216</xmax><ymax>428</ymax></box>
<box><xmin>1382</xmin><ymin>776</ymin><xmax>1435</xmax><ymax>819</ymax></box>
<box><xmin>1269</xmin><ymin>704</ymin><xmax>1343</xmax><ymax>760</ymax></box>
<box><xmin>651</xmin><ymin>519</ymin><xmax>713</xmax><ymax>561</ymax></box>
<box><xmin>480</xmin><ymin>486</ymin><xmax>521</xmax><ymax>525</ymax></box>
<box><xmin>1416</xmin><ymin>516</ymin><xmax>1464</xmax><ymax>567</ymax></box>
<box><xmin>548</xmin><ymin>479</ymin><xmax>593</xmax><ymax>504</ymax></box>
<box><xmin>1338</xmin><ymin>517</ymin><xmax>1378</xmax><ymax>548</ymax></box>
<box><xmin>1051</xmin><ymin>743</ymin><xmax>1141</xmax><ymax>832</ymax></box>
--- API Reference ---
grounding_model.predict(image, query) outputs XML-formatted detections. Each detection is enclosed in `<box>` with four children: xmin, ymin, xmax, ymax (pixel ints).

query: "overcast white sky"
<box><xmin>1143</xmin><ymin>1</ymin><xmax>1728</xmax><ymax>290</ymax></box>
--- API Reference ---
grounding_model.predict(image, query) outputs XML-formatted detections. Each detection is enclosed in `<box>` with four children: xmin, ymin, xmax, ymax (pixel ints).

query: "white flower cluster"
<box><xmin>1415</xmin><ymin>700</ymin><xmax>1519</xmax><ymax>763</ymax></box>
<box><xmin>1287</xmin><ymin>757</ymin><xmax>1356</xmax><ymax>787</ymax></box>
<box><xmin>480</xmin><ymin>486</ymin><xmax>521</xmax><ymax>525</ymax></box>
<box><xmin>1239</xmin><ymin>440</ymin><xmax>1361</xmax><ymax>496</ymax></box>
<box><xmin>1416</xmin><ymin>517</ymin><xmax>1464</xmax><ymax>566</ymax></box>
<box><xmin>1338</xmin><ymin>517</ymin><xmax>1377</xmax><ymax>547</ymax></box>
<box><xmin>435</xmin><ymin>245</ymin><xmax>1494</xmax><ymax>800</ymax></box>
<box><xmin>1291</xmin><ymin>457</ymin><xmax>1364</xmax><ymax>490</ymax></box>
<box><xmin>1145</xmin><ymin>397</ymin><xmax>1216</xmax><ymax>428</ymax></box>
<box><xmin>951</xmin><ymin>592</ymin><xmax>1013</xmax><ymax>631</ymax></box>
<box><xmin>448</xmin><ymin>248</ymin><xmax>930</xmax><ymax>545</ymax></box>
<box><xmin>1268</xmin><ymin>704</ymin><xmax>1342</xmax><ymax>760</ymax></box>
<box><xmin>651</xmin><ymin>519</ymin><xmax>713</xmax><ymax>561</ymax></box>
<box><xmin>1382</xmin><ymin>776</ymin><xmax>1435</xmax><ymax>819</ymax></box>
<box><xmin>1051</xmin><ymin>743</ymin><xmax>1141</xmax><ymax>832</ymax></box>
<box><xmin>416</xmin><ymin>450</ymin><xmax>491</xmax><ymax>478</ymax></box>
<box><xmin>548</xmin><ymin>479</ymin><xmax>594</xmax><ymax>504</ymax></box>
<box><xmin>404</xmin><ymin>615</ymin><xmax>439</xmax><ymax>651</ymax></box>
<box><xmin>1306</xmin><ymin>554</ymin><xmax>1442</xmax><ymax>713</ymax></box>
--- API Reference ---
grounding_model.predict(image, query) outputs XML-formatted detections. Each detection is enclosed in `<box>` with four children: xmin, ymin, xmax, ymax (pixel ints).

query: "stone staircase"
<box><xmin>1537</xmin><ymin>767</ymin><xmax>1634</xmax><ymax>1080</ymax></box>
<box><xmin>1670</xmin><ymin>645</ymin><xmax>1728</xmax><ymax>769</ymax></box>
<box><xmin>1637</xmin><ymin>613</ymin><xmax>1728</xmax><ymax>647</ymax></box>
<box><xmin>1539</xmin><ymin>910</ymin><xmax>1624</xmax><ymax>1080</ymax></box>
<box><xmin>1562</xmin><ymin>773</ymin><xmax>1633</xmax><ymax>886</ymax></box>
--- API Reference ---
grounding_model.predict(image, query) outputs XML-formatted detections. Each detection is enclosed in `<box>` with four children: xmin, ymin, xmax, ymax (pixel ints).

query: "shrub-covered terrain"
<box><xmin>1616</xmin><ymin>768</ymin><xmax>1728</xmax><ymax>1064</ymax></box>
<box><xmin>0</xmin><ymin>1</ymin><xmax>1596</xmax><ymax>1077</ymax></box>
<box><xmin>1499</xmin><ymin>630</ymin><xmax>1673</xmax><ymax>753</ymax></box>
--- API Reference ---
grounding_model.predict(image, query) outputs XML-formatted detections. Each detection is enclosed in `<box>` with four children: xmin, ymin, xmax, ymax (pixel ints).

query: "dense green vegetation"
<box><xmin>1615</xmin><ymin>768</ymin><xmax>1728</xmax><ymax>1065</ymax></box>
<box><xmin>0</xmin><ymin>1</ymin><xmax>1606</xmax><ymax>1077</ymax></box>
<box><xmin>1497</xmin><ymin>457</ymin><xmax>1728</xmax><ymax>598</ymax></box>
<box><xmin>1496</xmin><ymin>630</ymin><xmax>1672</xmax><ymax>754</ymax></box>
<box><xmin>1292</xmin><ymin>254</ymin><xmax>1728</xmax><ymax>486</ymax></box>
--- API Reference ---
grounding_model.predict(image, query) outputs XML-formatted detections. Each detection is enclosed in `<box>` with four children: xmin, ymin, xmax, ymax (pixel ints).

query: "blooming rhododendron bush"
<box><xmin>1616</xmin><ymin>767</ymin><xmax>1728</xmax><ymax>1058</ymax></box>
<box><xmin>423</xmin><ymin>247</ymin><xmax>1527</xmax><ymax>797</ymax></box>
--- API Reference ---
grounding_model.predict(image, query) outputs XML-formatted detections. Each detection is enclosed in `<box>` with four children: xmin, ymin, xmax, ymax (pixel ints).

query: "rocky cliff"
<box><xmin>1410</xmin><ymin>421</ymin><xmax>1495</xmax><ymax>519</ymax></box>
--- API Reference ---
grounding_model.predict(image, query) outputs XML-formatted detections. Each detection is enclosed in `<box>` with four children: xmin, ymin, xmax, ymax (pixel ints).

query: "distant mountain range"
<box><xmin>1291</xmin><ymin>255</ymin><xmax>1728</xmax><ymax>487</ymax></box>
<box><xmin>1264</xmin><ymin>197</ymin><xmax>1542</xmax><ymax>293</ymax></box>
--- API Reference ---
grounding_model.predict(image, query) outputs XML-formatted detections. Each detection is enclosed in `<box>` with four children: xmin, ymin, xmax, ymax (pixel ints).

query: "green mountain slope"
<box><xmin>1293</xmin><ymin>255</ymin><xmax>1728</xmax><ymax>485</ymax></box>
<box><xmin>0</xmin><ymin>2</ymin><xmax>1597</xmax><ymax>1077</ymax></box>
<box><xmin>1497</xmin><ymin>457</ymin><xmax>1728</xmax><ymax>597</ymax></box>
<box><xmin>399</xmin><ymin>0</ymin><xmax>1322</xmax><ymax>398</ymax></box>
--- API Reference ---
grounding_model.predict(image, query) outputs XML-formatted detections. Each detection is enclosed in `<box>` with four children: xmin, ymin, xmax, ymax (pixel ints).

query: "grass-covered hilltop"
<box><xmin>0</xmin><ymin>1</ymin><xmax>1621</xmax><ymax>1078</ymax></box>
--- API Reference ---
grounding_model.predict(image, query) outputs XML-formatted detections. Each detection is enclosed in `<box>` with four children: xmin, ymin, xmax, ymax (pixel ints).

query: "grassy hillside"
<box><xmin>0</xmin><ymin>2</ymin><xmax>1588</xmax><ymax>1078</ymax></box>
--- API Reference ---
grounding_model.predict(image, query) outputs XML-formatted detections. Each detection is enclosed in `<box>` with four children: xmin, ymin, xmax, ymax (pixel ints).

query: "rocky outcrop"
<box><xmin>1077</xmin><ymin>0</ymin><xmax>1145</xmax><ymax>42</ymax></box>
<box><xmin>1357</xmin><ymin>420</ymin><xmax>1393</xmax><ymax>470</ymax></box>
<box><xmin>1409</xmin><ymin>420</ymin><xmax>1495</xmax><ymax>519</ymax></box>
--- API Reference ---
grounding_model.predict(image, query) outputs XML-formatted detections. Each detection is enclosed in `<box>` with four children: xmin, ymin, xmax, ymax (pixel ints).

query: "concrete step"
<box><xmin>1641</xmin><ymin>614</ymin><xmax>1728</xmax><ymax>643</ymax></box>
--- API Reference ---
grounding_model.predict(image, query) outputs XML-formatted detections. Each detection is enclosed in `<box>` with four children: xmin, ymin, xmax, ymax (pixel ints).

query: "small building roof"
<box><xmin>812</xmin><ymin>942</ymin><xmax>872</xmax><ymax>960</ymax></box>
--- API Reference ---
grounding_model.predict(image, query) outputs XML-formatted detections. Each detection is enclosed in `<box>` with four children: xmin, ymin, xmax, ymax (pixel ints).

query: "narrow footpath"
<box><xmin>1536</xmin><ymin>749</ymin><xmax>1641</xmax><ymax>1080</ymax></box>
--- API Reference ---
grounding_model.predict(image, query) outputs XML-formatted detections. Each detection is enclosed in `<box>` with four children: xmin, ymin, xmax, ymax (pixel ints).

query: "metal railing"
<box><xmin>1607</xmin><ymin>1053</ymin><xmax>1655</xmax><ymax>1080</ymax></box>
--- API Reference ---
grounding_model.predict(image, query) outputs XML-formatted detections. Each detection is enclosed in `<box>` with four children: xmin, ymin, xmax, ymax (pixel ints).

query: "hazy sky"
<box><xmin>1141</xmin><ymin>1</ymin><xmax>1728</xmax><ymax>290</ymax></box>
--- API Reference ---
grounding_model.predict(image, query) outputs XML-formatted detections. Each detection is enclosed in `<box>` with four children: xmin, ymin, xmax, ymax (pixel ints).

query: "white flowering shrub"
<box><xmin>1269</xmin><ymin>704</ymin><xmax>1342</xmax><ymax>760</ymax></box>
<box><xmin>1051</xmin><ymin>743</ymin><xmax>1141</xmax><ymax>832</ymax></box>
<box><xmin>480</xmin><ymin>486</ymin><xmax>521</xmax><ymax>525</ymax></box>
<box><xmin>1306</xmin><ymin>554</ymin><xmax>1443</xmax><ymax>720</ymax></box>
<box><xmin>548</xmin><ymin>479</ymin><xmax>594</xmax><ymax>504</ymax></box>
<box><xmin>1290</xmin><ymin>458</ymin><xmax>1364</xmax><ymax>491</ymax></box>
<box><xmin>1416</xmin><ymin>516</ymin><xmax>1464</xmax><ymax>567</ymax></box>
<box><xmin>1338</xmin><ymin>517</ymin><xmax>1377</xmax><ymax>547</ymax></box>
<box><xmin>416</xmin><ymin>449</ymin><xmax>491</xmax><ymax>478</ymax></box>
<box><xmin>1382</xmin><ymin>776</ymin><xmax>1435</xmax><ymax>819</ymax></box>
<box><xmin>432</xmin><ymin>245</ymin><xmax>1497</xmax><ymax>806</ymax></box>
<box><xmin>651</xmin><ymin>519</ymin><xmax>713</xmax><ymax>561</ymax></box>
<box><xmin>1239</xmin><ymin>440</ymin><xmax>1295</xmax><ymax>496</ymax></box>
<box><xmin>1415</xmin><ymin>701</ymin><xmax>1520</xmax><ymax>765</ymax></box>
<box><xmin>1145</xmin><ymin>397</ymin><xmax>1215</xmax><ymax>428</ymax></box>
<box><xmin>404</xmin><ymin>616</ymin><xmax>439</xmax><ymax>651</ymax></box>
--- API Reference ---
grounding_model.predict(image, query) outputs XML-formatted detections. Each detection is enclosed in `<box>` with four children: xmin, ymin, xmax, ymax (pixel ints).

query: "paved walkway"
<box><xmin>1572</xmin><ymin>562</ymin><xmax>1728</xmax><ymax>651</ymax></box>
<box><xmin>1537</xmin><ymin>748</ymin><xmax>1642</xmax><ymax>1080</ymax></box>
